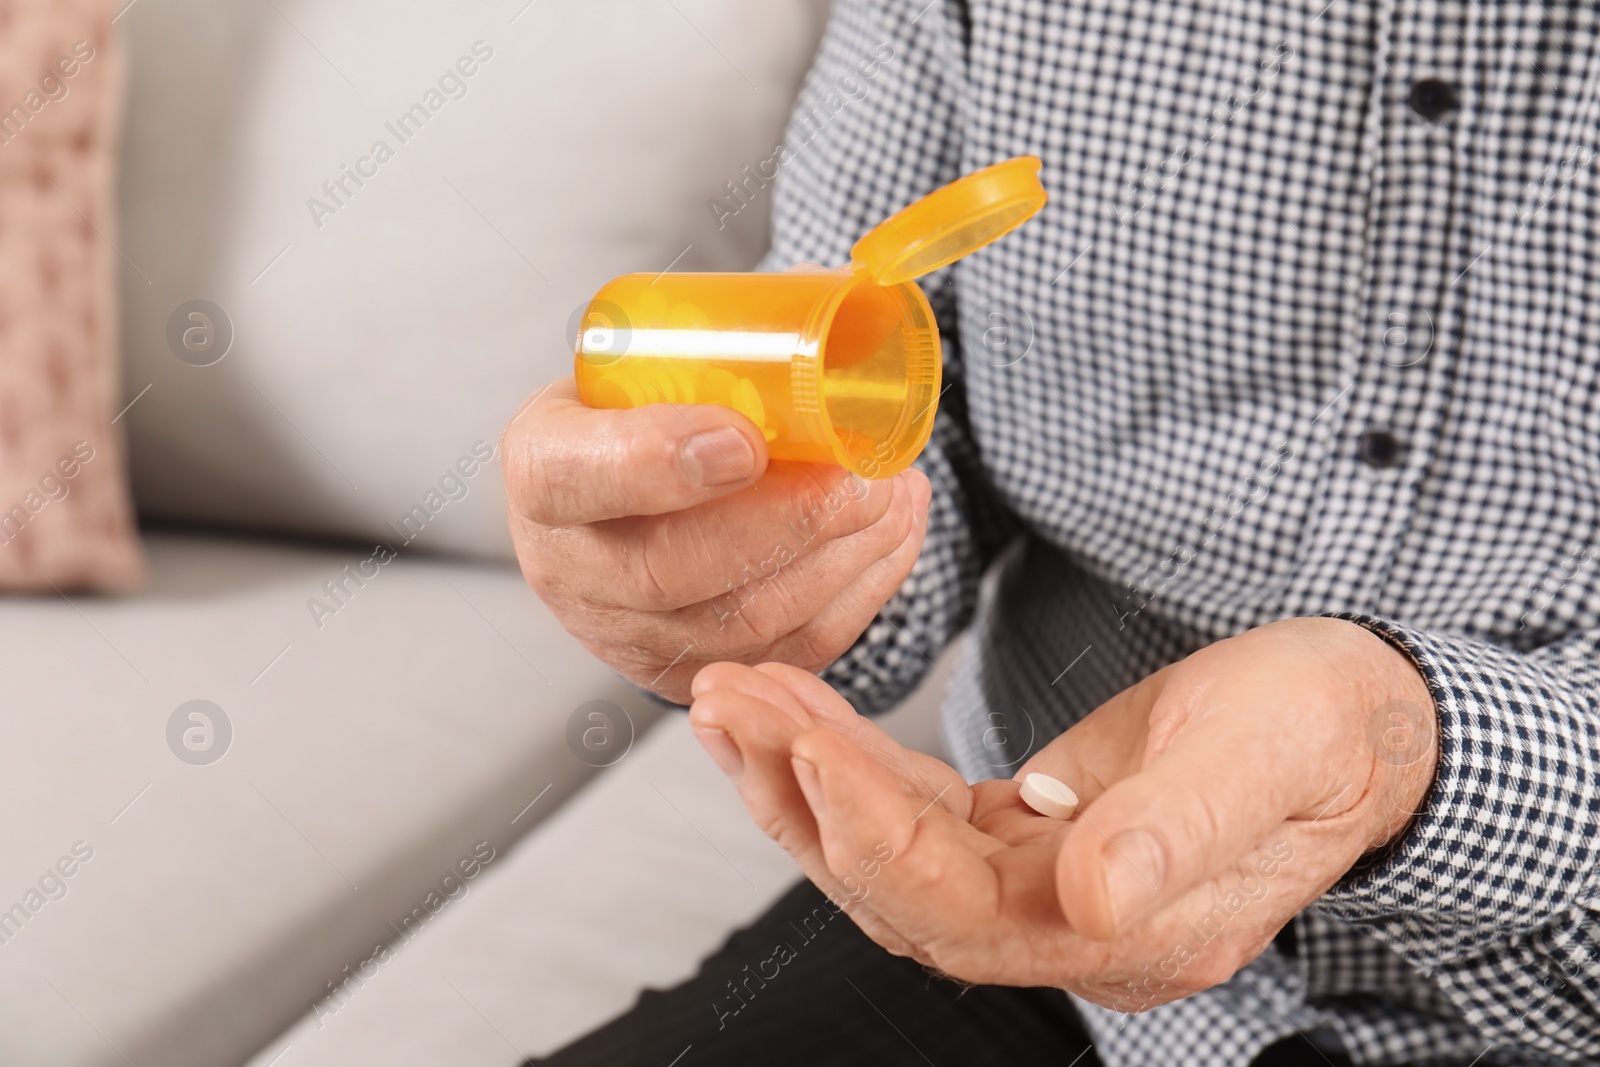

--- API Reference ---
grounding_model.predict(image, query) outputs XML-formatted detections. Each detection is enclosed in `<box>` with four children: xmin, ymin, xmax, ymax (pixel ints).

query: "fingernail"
<box><xmin>1102</xmin><ymin>829</ymin><xmax>1166</xmax><ymax>931</ymax></box>
<box><xmin>791</xmin><ymin>756</ymin><xmax>826</xmax><ymax>815</ymax></box>
<box><xmin>680</xmin><ymin>428</ymin><xmax>756</xmax><ymax>489</ymax></box>
<box><xmin>692</xmin><ymin>726</ymin><xmax>744</xmax><ymax>778</ymax></box>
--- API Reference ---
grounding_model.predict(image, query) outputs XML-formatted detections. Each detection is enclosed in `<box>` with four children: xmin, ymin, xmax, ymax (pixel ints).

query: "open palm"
<box><xmin>688</xmin><ymin>618</ymin><xmax>1436</xmax><ymax>1010</ymax></box>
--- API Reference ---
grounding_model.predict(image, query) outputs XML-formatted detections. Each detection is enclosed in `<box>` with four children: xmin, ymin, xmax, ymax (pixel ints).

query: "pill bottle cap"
<box><xmin>849</xmin><ymin>156</ymin><xmax>1048</xmax><ymax>285</ymax></box>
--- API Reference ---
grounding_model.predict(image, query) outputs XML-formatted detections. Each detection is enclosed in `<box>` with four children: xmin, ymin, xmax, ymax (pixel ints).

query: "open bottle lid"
<box><xmin>849</xmin><ymin>156</ymin><xmax>1048</xmax><ymax>285</ymax></box>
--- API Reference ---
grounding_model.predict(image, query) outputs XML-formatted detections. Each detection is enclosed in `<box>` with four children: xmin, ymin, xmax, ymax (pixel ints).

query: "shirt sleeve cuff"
<box><xmin>1315</xmin><ymin>613</ymin><xmax>1600</xmax><ymax>965</ymax></box>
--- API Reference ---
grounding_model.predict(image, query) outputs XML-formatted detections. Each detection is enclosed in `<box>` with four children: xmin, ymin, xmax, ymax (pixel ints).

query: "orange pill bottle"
<box><xmin>574</xmin><ymin>156</ymin><xmax>1048</xmax><ymax>479</ymax></box>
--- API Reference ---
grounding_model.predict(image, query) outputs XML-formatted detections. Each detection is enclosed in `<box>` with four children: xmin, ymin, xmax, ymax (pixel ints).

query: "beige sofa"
<box><xmin>0</xmin><ymin>3</ymin><xmax>960</xmax><ymax>1064</ymax></box>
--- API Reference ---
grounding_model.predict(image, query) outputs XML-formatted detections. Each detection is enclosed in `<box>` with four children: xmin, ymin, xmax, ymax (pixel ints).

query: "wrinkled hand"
<box><xmin>501</xmin><ymin>378</ymin><xmax>930</xmax><ymax>703</ymax></box>
<box><xmin>688</xmin><ymin>618</ymin><xmax>1437</xmax><ymax>1010</ymax></box>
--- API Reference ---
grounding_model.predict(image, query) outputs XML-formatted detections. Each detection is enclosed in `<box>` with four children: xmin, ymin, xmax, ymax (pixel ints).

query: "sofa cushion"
<box><xmin>0</xmin><ymin>530</ymin><xmax>658</xmax><ymax>1067</ymax></box>
<box><xmin>116</xmin><ymin>0</ymin><xmax>831</xmax><ymax>561</ymax></box>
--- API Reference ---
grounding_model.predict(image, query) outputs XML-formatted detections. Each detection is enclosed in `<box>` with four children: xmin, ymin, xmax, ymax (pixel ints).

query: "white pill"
<box><xmin>1019</xmin><ymin>773</ymin><xmax>1079</xmax><ymax>820</ymax></box>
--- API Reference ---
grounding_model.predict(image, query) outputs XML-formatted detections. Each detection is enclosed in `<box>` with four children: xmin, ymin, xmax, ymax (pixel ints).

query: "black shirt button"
<box><xmin>1409</xmin><ymin>78</ymin><xmax>1458</xmax><ymax>120</ymax></box>
<box><xmin>1358</xmin><ymin>430</ymin><xmax>1406</xmax><ymax>469</ymax></box>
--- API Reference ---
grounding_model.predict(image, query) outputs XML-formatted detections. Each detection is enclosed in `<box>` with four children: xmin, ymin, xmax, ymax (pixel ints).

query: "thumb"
<box><xmin>503</xmin><ymin>377</ymin><xmax>769</xmax><ymax>527</ymax></box>
<box><xmin>1054</xmin><ymin>711</ymin><xmax>1311</xmax><ymax>940</ymax></box>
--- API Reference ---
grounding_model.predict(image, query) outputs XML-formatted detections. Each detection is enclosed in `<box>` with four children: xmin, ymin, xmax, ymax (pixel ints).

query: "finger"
<box><xmin>762</xmin><ymin>469</ymin><xmax>930</xmax><ymax>667</ymax></box>
<box><xmin>1055</xmin><ymin>702</ymin><xmax>1311</xmax><ymax>940</ymax></box>
<box><xmin>751</xmin><ymin>661</ymin><xmax>860</xmax><ymax>727</ymax></box>
<box><xmin>757</xmin><ymin>660</ymin><xmax>970</xmax><ymax>817</ymax></box>
<box><xmin>790</xmin><ymin>729</ymin><xmax>1008</xmax><ymax>976</ymax></box>
<box><xmin>548</xmin><ymin>467</ymin><xmax>918</xmax><ymax>699</ymax></box>
<box><xmin>583</xmin><ymin>469</ymin><xmax>923</xmax><ymax>666</ymax></box>
<box><xmin>503</xmin><ymin>377</ymin><xmax>769</xmax><ymax>526</ymax></box>
<box><xmin>698</xmin><ymin>478</ymin><xmax>918</xmax><ymax>646</ymax></box>
<box><xmin>689</xmin><ymin>689</ymin><xmax>921</xmax><ymax>955</ymax></box>
<box><xmin>796</xmin><ymin>733</ymin><xmax>1094</xmax><ymax>986</ymax></box>
<box><xmin>593</xmin><ymin>466</ymin><xmax>908</xmax><ymax>613</ymax></box>
<box><xmin>690</xmin><ymin>661</ymin><xmax>965</xmax><ymax>815</ymax></box>
<box><xmin>688</xmin><ymin>688</ymin><xmax>818</xmax><ymax>852</ymax></box>
<box><xmin>691</xmin><ymin>660</ymin><xmax>816</xmax><ymax>731</ymax></box>
<box><xmin>552</xmin><ymin>476</ymin><xmax>919</xmax><ymax>677</ymax></box>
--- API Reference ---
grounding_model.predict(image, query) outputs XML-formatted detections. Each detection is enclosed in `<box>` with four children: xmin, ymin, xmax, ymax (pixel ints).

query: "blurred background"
<box><xmin>0</xmin><ymin>1</ymin><xmax>953</xmax><ymax>1064</ymax></box>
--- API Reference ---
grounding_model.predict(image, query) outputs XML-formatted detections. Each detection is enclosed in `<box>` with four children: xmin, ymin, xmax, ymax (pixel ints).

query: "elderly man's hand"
<box><xmin>688</xmin><ymin>617</ymin><xmax>1437</xmax><ymax>1010</ymax></box>
<box><xmin>500</xmin><ymin>379</ymin><xmax>930</xmax><ymax>703</ymax></box>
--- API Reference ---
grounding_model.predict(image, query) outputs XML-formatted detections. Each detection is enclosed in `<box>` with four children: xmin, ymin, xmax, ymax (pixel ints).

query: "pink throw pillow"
<box><xmin>0</xmin><ymin>1</ymin><xmax>143</xmax><ymax>592</ymax></box>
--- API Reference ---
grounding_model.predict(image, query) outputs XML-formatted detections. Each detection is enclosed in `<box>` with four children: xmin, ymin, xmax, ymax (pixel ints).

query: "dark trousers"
<box><xmin>529</xmin><ymin>879</ymin><xmax>1350</xmax><ymax>1067</ymax></box>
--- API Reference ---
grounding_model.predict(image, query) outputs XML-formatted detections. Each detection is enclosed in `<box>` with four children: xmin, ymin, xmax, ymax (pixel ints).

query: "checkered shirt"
<box><xmin>756</xmin><ymin>0</ymin><xmax>1600</xmax><ymax>1063</ymax></box>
